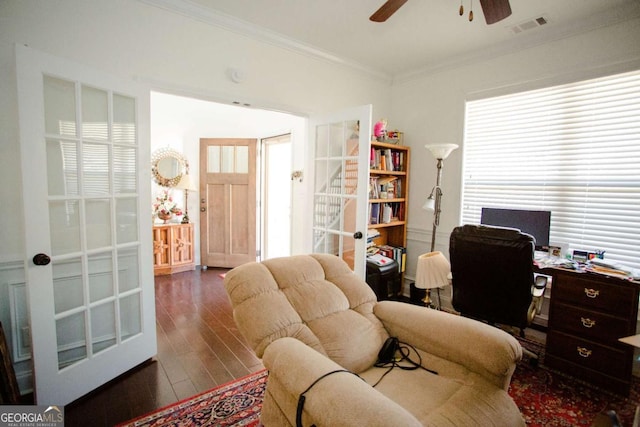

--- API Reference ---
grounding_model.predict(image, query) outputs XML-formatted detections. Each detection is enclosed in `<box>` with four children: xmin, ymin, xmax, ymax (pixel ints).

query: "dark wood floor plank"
<box><xmin>65</xmin><ymin>267</ymin><xmax>262</xmax><ymax>426</ymax></box>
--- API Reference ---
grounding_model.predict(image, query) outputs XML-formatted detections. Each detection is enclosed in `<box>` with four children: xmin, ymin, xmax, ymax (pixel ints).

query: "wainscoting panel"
<box><xmin>0</xmin><ymin>259</ymin><xmax>33</xmax><ymax>395</ymax></box>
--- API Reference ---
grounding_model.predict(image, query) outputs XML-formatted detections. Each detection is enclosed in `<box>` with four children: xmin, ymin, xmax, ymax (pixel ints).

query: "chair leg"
<box><xmin>522</xmin><ymin>346</ymin><xmax>540</xmax><ymax>366</ymax></box>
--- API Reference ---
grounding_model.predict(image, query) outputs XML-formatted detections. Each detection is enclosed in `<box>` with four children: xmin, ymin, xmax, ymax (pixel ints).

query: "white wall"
<box><xmin>0</xmin><ymin>0</ymin><xmax>391</xmax><ymax>394</ymax></box>
<box><xmin>0</xmin><ymin>0</ymin><xmax>392</xmax><ymax>261</ymax></box>
<box><xmin>150</xmin><ymin>92</ymin><xmax>307</xmax><ymax>263</ymax></box>
<box><xmin>392</xmin><ymin>17</ymin><xmax>640</xmax><ymax>302</ymax></box>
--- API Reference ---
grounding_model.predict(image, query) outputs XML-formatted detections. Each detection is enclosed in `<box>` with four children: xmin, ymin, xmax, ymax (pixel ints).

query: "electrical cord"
<box><xmin>296</xmin><ymin>340</ymin><xmax>437</xmax><ymax>426</ymax></box>
<box><xmin>296</xmin><ymin>369</ymin><xmax>363</xmax><ymax>427</ymax></box>
<box><xmin>372</xmin><ymin>340</ymin><xmax>438</xmax><ymax>387</ymax></box>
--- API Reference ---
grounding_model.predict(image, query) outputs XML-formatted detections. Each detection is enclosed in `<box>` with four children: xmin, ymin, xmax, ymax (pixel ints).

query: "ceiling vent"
<box><xmin>509</xmin><ymin>15</ymin><xmax>549</xmax><ymax>34</ymax></box>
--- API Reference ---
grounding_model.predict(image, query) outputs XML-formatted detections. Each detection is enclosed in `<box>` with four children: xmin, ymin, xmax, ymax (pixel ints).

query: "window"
<box><xmin>462</xmin><ymin>69</ymin><xmax>640</xmax><ymax>270</ymax></box>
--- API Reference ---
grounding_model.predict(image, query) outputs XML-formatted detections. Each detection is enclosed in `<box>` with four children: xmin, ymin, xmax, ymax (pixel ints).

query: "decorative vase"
<box><xmin>157</xmin><ymin>211</ymin><xmax>173</xmax><ymax>224</ymax></box>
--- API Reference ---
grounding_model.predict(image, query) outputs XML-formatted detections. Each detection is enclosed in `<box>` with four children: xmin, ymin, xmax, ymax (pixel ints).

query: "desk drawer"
<box><xmin>552</xmin><ymin>273</ymin><xmax>636</xmax><ymax>314</ymax></box>
<box><xmin>547</xmin><ymin>331</ymin><xmax>630</xmax><ymax>380</ymax></box>
<box><xmin>551</xmin><ymin>302</ymin><xmax>633</xmax><ymax>345</ymax></box>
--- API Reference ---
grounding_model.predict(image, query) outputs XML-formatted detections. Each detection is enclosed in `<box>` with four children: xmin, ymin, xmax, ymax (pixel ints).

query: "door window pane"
<box><xmin>113</xmin><ymin>145</ymin><xmax>136</xmax><ymax>193</ymax></box>
<box><xmin>113</xmin><ymin>94</ymin><xmax>136</xmax><ymax>144</ymax></box>
<box><xmin>116</xmin><ymin>197</ymin><xmax>138</xmax><ymax>244</ymax></box>
<box><xmin>52</xmin><ymin>258</ymin><xmax>83</xmax><ymax>314</ymax></box>
<box><xmin>207</xmin><ymin>146</ymin><xmax>220</xmax><ymax>173</ymax></box>
<box><xmin>88</xmin><ymin>252</ymin><xmax>114</xmax><ymax>303</ymax></box>
<box><xmin>221</xmin><ymin>146</ymin><xmax>235</xmax><ymax>173</ymax></box>
<box><xmin>120</xmin><ymin>293</ymin><xmax>141</xmax><ymax>341</ymax></box>
<box><xmin>91</xmin><ymin>302</ymin><xmax>116</xmax><ymax>354</ymax></box>
<box><xmin>315</xmin><ymin>124</ymin><xmax>328</xmax><ymax>158</ymax></box>
<box><xmin>47</xmin><ymin>139</ymin><xmax>78</xmax><ymax>196</ymax></box>
<box><xmin>314</xmin><ymin>159</ymin><xmax>327</xmax><ymax>193</ymax></box>
<box><xmin>117</xmin><ymin>247</ymin><xmax>140</xmax><ymax>293</ymax></box>
<box><xmin>83</xmin><ymin>142</ymin><xmax>110</xmax><ymax>195</ymax></box>
<box><xmin>329</xmin><ymin>122</ymin><xmax>344</xmax><ymax>157</ymax></box>
<box><xmin>82</xmin><ymin>85</ymin><xmax>108</xmax><ymax>140</ymax></box>
<box><xmin>49</xmin><ymin>200</ymin><xmax>81</xmax><ymax>256</ymax></box>
<box><xmin>85</xmin><ymin>199</ymin><xmax>112</xmax><ymax>249</ymax></box>
<box><xmin>56</xmin><ymin>311</ymin><xmax>87</xmax><ymax>370</ymax></box>
<box><xmin>236</xmin><ymin>146</ymin><xmax>248</xmax><ymax>173</ymax></box>
<box><xmin>44</xmin><ymin>76</ymin><xmax>76</xmax><ymax>137</ymax></box>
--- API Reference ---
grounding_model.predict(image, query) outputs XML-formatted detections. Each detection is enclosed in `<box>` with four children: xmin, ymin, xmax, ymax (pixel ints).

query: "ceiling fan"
<box><xmin>370</xmin><ymin>0</ymin><xmax>512</xmax><ymax>25</ymax></box>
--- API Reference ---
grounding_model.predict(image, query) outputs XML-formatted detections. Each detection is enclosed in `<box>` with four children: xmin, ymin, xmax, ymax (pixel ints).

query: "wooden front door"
<box><xmin>200</xmin><ymin>138</ymin><xmax>257</xmax><ymax>268</ymax></box>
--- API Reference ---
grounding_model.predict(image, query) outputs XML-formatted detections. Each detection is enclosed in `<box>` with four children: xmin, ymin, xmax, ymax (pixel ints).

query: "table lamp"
<box><xmin>415</xmin><ymin>251</ymin><xmax>451</xmax><ymax>309</ymax></box>
<box><xmin>175</xmin><ymin>173</ymin><xmax>197</xmax><ymax>224</ymax></box>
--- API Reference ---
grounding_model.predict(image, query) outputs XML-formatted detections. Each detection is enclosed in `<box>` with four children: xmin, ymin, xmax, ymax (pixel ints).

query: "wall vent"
<box><xmin>509</xmin><ymin>15</ymin><xmax>549</xmax><ymax>34</ymax></box>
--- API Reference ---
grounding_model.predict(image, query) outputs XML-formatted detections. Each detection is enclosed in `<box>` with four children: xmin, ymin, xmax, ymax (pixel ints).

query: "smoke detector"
<box><xmin>509</xmin><ymin>15</ymin><xmax>549</xmax><ymax>34</ymax></box>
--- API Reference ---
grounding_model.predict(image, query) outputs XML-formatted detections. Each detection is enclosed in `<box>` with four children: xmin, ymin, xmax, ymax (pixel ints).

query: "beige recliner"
<box><xmin>224</xmin><ymin>254</ymin><xmax>525</xmax><ymax>426</ymax></box>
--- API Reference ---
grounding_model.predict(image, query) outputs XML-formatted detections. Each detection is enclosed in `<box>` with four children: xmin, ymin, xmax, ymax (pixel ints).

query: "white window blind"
<box><xmin>462</xmin><ymin>69</ymin><xmax>640</xmax><ymax>270</ymax></box>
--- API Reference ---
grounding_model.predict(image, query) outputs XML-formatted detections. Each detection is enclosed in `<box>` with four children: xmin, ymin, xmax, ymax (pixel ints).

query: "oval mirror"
<box><xmin>151</xmin><ymin>147</ymin><xmax>186</xmax><ymax>187</ymax></box>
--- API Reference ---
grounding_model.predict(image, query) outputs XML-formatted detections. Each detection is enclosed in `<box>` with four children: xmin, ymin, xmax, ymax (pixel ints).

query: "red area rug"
<box><xmin>510</xmin><ymin>338</ymin><xmax>639</xmax><ymax>426</ymax></box>
<box><xmin>116</xmin><ymin>370</ymin><xmax>267</xmax><ymax>427</ymax></box>
<box><xmin>118</xmin><ymin>341</ymin><xmax>638</xmax><ymax>426</ymax></box>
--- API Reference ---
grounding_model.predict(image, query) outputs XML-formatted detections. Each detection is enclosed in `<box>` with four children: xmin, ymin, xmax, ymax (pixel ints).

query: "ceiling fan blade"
<box><xmin>370</xmin><ymin>0</ymin><xmax>408</xmax><ymax>22</ymax></box>
<box><xmin>479</xmin><ymin>0</ymin><xmax>512</xmax><ymax>25</ymax></box>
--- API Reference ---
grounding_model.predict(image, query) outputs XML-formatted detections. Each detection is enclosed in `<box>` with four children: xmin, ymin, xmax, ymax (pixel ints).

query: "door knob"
<box><xmin>353</xmin><ymin>231</ymin><xmax>363</xmax><ymax>239</ymax></box>
<box><xmin>33</xmin><ymin>253</ymin><xmax>51</xmax><ymax>266</ymax></box>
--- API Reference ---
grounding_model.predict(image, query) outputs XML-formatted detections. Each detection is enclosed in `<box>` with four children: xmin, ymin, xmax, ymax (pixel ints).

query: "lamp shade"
<box><xmin>425</xmin><ymin>144</ymin><xmax>459</xmax><ymax>160</ymax></box>
<box><xmin>175</xmin><ymin>174</ymin><xmax>197</xmax><ymax>191</ymax></box>
<box><xmin>415</xmin><ymin>251</ymin><xmax>451</xmax><ymax>290</ymax></box>
<box><xmin>422</xmin><ymin>195</ymin><xmax>436</xmax><ymax>211</ymax></box>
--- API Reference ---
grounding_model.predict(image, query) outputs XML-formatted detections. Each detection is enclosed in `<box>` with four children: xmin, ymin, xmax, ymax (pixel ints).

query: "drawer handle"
<box><xmin>580</xmin><ymin>317</ymin><xmax>596</xmax><ymax>328</ymax></box>
<box><xmin>584</xmin><ymin>288</ymin><xmax>600</xmax><ymax>298</ymax></box>
<box><xmin>577</xmin><ymin>346</ymin><xmax>592</xmax><ymax>358</ymax></box>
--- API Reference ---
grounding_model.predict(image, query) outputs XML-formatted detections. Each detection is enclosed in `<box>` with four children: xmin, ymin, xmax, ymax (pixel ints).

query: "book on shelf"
<box><xmin>369</xmin><ymin>176</ymin><xmax>401</xmax><ymax>199</ymax></box>
<box><xmin>370</xmin><ymin>147</ymin><xmax>405</xmax><ymax>172</ymax></box>
<box><xmin>369</xmin><ymin>202</ymin><xmax>404</xmax><ymax>225</ymax></box>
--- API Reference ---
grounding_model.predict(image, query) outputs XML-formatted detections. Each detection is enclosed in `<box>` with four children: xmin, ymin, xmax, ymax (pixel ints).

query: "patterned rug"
<box><xmin>511</xmin><ymin>337</ymin><xmax>639</xmax><ymax>426</ymax></box>
<box><xmin>118</xmin><ymin>342</ymin><xmax>638</xmax><ymax>426</ymax></box>
<box><xmin>116</xmin><ymin>370</ymin><xmax>267</xmax><ymax>427</ymax></box>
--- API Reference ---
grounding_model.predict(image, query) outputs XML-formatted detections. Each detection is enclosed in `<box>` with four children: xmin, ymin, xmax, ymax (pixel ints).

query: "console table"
<box><xmin>545</xmin><ymin>268</ymin><xmax>639</xmax><ymax>395</ymax></box>
<box><xmin>152</xmin><ymin>223</ymin><xmax>195</xmax><ymax>276</ymax></box>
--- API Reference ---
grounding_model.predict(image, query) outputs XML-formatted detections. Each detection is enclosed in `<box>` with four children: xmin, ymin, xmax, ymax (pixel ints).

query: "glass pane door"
<box><xmin>44</xmin><ymin>76</ymin><xmax>143</xmax><ymax>370</ymax></box>
<box><xmin>17</xmin><ymin>45</ymin><xmax>155</xmax><ymax>405</ymax></box>
<box><xmin>311</xmin><ymin>106</ymin><xmax>372</xmax><ymax>279</ymax></box>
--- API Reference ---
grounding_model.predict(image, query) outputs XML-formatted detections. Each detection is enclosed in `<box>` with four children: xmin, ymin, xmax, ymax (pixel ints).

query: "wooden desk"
<box><xmin>544</xmin><ymin>267</ymin><xmax>639</xmax><ymax>395</ymax></box>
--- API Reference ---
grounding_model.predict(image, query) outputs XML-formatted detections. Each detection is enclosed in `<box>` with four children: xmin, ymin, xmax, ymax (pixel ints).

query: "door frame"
<box><xmin>259</xmin><ymin>133</ymin><xmax>293</xmax><ymax>260</ymax></box>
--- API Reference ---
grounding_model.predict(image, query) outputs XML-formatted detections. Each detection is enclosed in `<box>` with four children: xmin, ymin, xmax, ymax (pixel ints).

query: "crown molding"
<box><xmin>137</xmin><ymin>0</ymin><xmax>392</xmax><ymax>83</ymax></box>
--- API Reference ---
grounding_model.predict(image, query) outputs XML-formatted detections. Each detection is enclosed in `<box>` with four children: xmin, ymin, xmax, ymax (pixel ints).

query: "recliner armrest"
<box><xmin>374</xmin><ymin>301</ymin><xmax>522</xmax><ymax>391</ymax></box>
<box><xmin>263</xmin><ymin>337</ymin><xmax>421</xmax><ymax>427</ymax></box>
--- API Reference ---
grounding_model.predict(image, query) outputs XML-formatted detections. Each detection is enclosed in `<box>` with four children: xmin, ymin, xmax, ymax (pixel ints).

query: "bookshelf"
<box><xmin>367</xmin><ymin>141</ymin><xmax>410</xmax><ymax>285</ymax></box>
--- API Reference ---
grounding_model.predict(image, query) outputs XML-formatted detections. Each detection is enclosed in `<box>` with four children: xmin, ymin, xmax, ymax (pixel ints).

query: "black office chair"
<box><xmin>449</xmin><ymin>224</ymin><xmax>547</xmax><ymax>360</ymax></box>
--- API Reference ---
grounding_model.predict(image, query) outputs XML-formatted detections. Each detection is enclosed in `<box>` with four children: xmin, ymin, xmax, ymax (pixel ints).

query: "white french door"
<box><xmin>16</xmin><ymin>45</ymin><xmax>155</xmax><ymax>405</ymax></box>
<box><xmin>310</xmin><ymin>105</ymin><xmax>372</xmax><ymax>279</ymax></box>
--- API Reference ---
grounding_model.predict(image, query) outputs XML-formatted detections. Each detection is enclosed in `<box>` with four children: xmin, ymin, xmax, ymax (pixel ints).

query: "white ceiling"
<box><xmin>146</xmin><ymin>0</ymin><xmax>640</xmax><ymax>80</ymax></box>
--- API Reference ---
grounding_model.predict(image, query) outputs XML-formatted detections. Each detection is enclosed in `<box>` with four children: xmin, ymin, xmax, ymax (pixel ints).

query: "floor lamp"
<box><xmin>422</xmin><ymin>144</ymin><xmax>459</xmax><ymax>252</ymax></box>
<box><xmin>418</xmin><ymin>144</ymin><xmax>458</xmax><ymax>308</ymax></box>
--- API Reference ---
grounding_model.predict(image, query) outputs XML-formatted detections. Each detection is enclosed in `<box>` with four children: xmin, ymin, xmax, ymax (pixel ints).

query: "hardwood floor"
<box><xmin>64</xmin><ymin>268</ymin><xmax>264</xmax><ymax>427</ymax></box>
